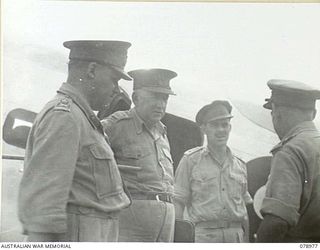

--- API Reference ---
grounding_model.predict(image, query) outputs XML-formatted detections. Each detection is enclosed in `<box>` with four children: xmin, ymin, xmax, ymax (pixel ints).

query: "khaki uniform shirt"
<box><xmin>101</xmin><ymin>109</ymin><xmax>174</xmax><ymax>195</ymax></box>
<box><xmin>18</xmin><ymin>83</ymin><xmax>130</xmax><ymax>234</ymax></box>
<box><xmin>261</xmin><ymin>121</ymin><xmax>320</xmax><ymax>241</ymax></box>
<box><xmin>174</xmin><ymin>146</ymin><xmax>252</xmax><ymax>224</ymax></box>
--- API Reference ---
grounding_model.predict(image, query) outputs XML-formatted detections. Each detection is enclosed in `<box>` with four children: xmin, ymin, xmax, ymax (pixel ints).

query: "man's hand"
<box><xmin>256</xmin><ymin>214</ymin><xmax>289</xmax><ymax>242</ymax></box>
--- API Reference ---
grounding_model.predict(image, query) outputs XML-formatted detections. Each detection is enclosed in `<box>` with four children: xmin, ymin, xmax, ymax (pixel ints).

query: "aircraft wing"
<box><xmin>231</xmin><ymin>99</ymin><xmax>275</xmax><ymax>133</ymax></box>
<box><xmin>1</xmin><ymin>103</ymin><xmax>203</xmax><ymax>241</ymax></box>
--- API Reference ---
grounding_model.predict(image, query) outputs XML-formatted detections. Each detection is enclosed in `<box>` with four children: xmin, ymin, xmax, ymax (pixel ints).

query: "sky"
<box><xmin>2</xmin><ymin>0</ymin><xmax>320</xmax><ymax>157</ymax></box>
<box><xmin>3</xmin><ymin>1</ymin><xmax>320</xmax><ymax>115</ymax></box>
<box><xmin>1</xmin><ymin>0</ymin><xmax>320</xmax><ymax>240</ymax></box>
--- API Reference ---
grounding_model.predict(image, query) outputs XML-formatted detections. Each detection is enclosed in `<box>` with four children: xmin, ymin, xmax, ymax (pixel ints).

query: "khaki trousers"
<box><xmin>26</xmin><ymin>212</ymin><xmax>119</xmax><ymax>242</ymax></box>
<box><xmin>118</xmin><ymin>200</ymin><xmax>175</xmax><ymax>242</ymax></box>
<box><xmin>195</xmin><ymin>226</ymin><xmax>244</xmax><ymax>243</ymax></box>
<box><xmin>65</xmin><ymin>212</ymin><xmax>119</xmax><ymax>242</ymax></box>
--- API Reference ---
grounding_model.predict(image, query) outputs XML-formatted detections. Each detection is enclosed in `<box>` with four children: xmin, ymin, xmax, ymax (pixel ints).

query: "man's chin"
<box><xmin>94</xmin><ymin>99</ymin><xmax>112</xmax><ymax>112</ymax></box>
<box><xmin>153</xmin><ymin>113</ymin><xmax>164</xmax><ymax>120</ymax></box>
<box><xmin>214</xmin><ymin>138</ymin><xmax>228</xmax><ymax>145</ymax></box>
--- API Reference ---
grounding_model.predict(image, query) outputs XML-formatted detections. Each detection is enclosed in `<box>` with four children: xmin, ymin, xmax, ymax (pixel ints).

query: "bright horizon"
<box><xmin>3</xmin><ymin>1</ymin><xmax>320</xmax><ymax>113</ymax></box>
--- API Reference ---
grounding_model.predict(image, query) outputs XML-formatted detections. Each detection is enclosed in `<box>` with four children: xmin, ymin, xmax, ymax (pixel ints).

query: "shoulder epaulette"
<box><xmin>184</xmin><ymin>146</ymin><xmax>204</xmax><ymax>156</ymax></box>
<box><xmin>184</xmin><ymin>146</ymin><xmax>204</xmax><ymax>169</ymax></box>
<box><xmin>53</xmin><ymin>97</ymin><xmax>72</xmax><ymax>112</ymax></box>
<box><xmin>234</xmin><ymin>155</ymin><xmax>246</xmax><ymax>165</ymax></box>
<box><xmin>107</xmin><ymin>110</ymin><xmax>131</xmax><ymax>124</ymax></box>
<box><xmin>110</xmin><ymin>110</ymin><xmax>131</xmax><ymax>121</ymax></box>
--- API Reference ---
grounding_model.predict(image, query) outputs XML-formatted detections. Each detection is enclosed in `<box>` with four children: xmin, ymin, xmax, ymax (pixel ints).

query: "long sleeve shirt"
<box><xmin>18</xmin><ymin>82</ymin><xmax>130</xmax><ymax>234</ymax></box>
<box><xmin>261</xmin><ymin>121</ymin><xmax>320</xmax><ymax>241</ymax></box>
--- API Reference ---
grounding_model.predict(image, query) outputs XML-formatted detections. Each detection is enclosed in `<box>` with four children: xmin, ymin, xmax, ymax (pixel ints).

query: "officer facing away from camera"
<box><xmin>18</xmin><ymin>40</ymin><xmax>132</xmax><ymax>242</ymax></box>
<box><xmin>256</xmin><ymin>80</ymin><xmax>320</xmax><ymax>242</ymax></box>
<box><xmin>102</xmin><ymin>68</ymin><xmax>177</xmax><ymax>242</ymax></box>
<box><xmin>174</xmin><ymin>100</ymin><xmax>252</xmax><ymax>243</ymax></box>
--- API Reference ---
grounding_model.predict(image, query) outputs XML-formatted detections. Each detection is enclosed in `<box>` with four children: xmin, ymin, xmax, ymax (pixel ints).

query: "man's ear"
<box><xmin>199</xmin><ymin>124</ymin><xmax>206</xmax><ymax>134</ymax></box>
<box><xmin>86</xmin><ymin>62</ymin><xmax>98</xmax><ymax>79</ymax></box>
<box><xmin>132</xmin><ymin>92</ymin><xmax>138</xmax><ymax>106</ymax></box>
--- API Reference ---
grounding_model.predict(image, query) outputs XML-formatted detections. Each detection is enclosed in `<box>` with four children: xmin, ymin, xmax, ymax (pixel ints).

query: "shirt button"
<box><xmin>222</xmin><ymin>188</ymin><xmax>225</xmax><ymax>191</ymax></box>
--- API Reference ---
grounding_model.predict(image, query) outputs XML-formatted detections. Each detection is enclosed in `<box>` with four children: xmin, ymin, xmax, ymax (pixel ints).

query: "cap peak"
<box><xmin>129</xmin><ymin>68</ymin><xmax>177</xmax><ymax>95</ymax></box>
<box><xmin>63</xmin><ymin>40</ymin><xmax>131</xmax><ymax>80</ymax></box>
<box><xmin>264</xmin><ymin>79</ymin><xmax>320</xmax><ymax>110</ymax></box>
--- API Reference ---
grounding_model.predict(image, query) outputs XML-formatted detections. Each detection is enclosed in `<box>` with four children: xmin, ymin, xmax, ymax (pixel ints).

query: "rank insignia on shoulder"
<box><xmin>234</xmin><ymin>155</ymin><xmax>246</xmax><ymax>164</ymax></box>
<box><xmin>108</xmin><ymin>110</ymin><xmax>130</xmax><ymax>123</ymax></box>
<box><xmin>184</xmin><ymin>146</ymin><xmax>203</xmax><ymax>156</ymax></box>
<box><xmin>53</xmin><ymin>98</ymin><xmax>71</xmax><ymax>112</ymax></box>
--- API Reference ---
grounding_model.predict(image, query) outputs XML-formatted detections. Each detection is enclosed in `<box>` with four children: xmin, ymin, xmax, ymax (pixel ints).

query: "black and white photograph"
<box><xmin>1</xmin><ymin>0</ymin><xmax>320</xmax><ymax>246</ymax></box>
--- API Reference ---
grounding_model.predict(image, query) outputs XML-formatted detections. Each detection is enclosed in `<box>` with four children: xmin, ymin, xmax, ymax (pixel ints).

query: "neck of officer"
<box><xmin>135</xmin><ymin>108</ymin><xmax>158</xmax><ymax>130</ymax></box>
<box><xmin>274</xmin><ymin>105</ymin><xmax>316</xmax><ymax>140</ymax></box>
<box><xmin>65</xmin><ymin>77</ymin><xmax>94</xmax><ymax>108</ymax></box>
<box><xmin>139</xmin><ymin>115</ymin><xmax>159</xmax><ymax>139</ymax></box>
<box><xmin>207</xmin><ymin>141</ymin><xmax>228</xmax><ymax>164</ymax></box>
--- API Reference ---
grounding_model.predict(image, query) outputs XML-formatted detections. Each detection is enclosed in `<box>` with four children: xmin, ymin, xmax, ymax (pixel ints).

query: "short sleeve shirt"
<box><xmin>174</xmin><ymin>146</ymin><xmax>252</xmax><ymax>224</ymax></box>
<box><xmin>101</xmin><ymin>108</ymin><xmax>174</xmax><ymax>195</ymax></box>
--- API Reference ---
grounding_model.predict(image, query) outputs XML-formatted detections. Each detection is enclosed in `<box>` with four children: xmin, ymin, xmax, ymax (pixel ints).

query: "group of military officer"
<box><xmin>18</xmin><ymin>40</ymin><xmax>320</xmax><ymax>243</ymax></box>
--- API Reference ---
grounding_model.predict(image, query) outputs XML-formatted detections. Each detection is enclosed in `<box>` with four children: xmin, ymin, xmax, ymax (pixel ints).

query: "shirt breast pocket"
<box><xmin>89</xmin><ymin>144</ymin><xmax>123</xmax><ymax>199</ymax></box>
<box><xmin>192</xmin><ymin>173</ymin><xmax>219</xmax><ymax>202</ymax></box>
<box><xmin>120</xmin><ymin>146</ymin><xmax>152</xmax><ymax>166</ymax></box>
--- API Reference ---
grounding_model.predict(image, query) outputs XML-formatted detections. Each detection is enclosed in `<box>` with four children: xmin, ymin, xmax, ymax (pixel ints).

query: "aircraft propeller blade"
<box><xmin>231</xmin><ymin>99</ymin><xmax>275</xmax><ymax>133</ymax></box>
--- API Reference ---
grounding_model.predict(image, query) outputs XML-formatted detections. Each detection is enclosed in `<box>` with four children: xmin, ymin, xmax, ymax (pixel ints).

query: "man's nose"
<box><xmin>217</xmin><ymin>125</ymin><xmax>227</xmax><ymax>131</ymax></box>
<box><xmin>156</xmin><ymin>98</ymin><xmax>167</xmax><ymax>107</ymax></box>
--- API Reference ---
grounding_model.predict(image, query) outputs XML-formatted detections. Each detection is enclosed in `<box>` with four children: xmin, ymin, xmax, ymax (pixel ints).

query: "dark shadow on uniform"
<box><xmin>161</xmin><ymin>113</ymin><xmax>203</xmax><ymax>171</ymax></box>
<box><xmin>246</xmin><ymin>156</ymin><xmax>271</xmax><ymax>242</ymax></box>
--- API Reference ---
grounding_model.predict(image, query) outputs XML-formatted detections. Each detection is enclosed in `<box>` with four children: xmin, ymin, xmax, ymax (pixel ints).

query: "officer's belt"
<box><xmin>130</xmin><ymin>192</ymin><xmax>173</xmax><ymax>203</ymax></box>
<box><xmin>67</xmin><ymin>204</ymin><xmax>119</xmax><ymax>219</ymax></box>
<box><xmin>196</xmin><ymin>220</ymin><xmax>242</xmax><ymax>229</ymax></box>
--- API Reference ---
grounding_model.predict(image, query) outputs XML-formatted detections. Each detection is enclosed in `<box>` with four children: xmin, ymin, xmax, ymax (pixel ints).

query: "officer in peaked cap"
<box><xmin>18</xmin><ymin>40</ymin><xmax>132</xmax><ymax>242</ymax></box>
<box><xmin>174</xmin><ymin>100</ymin><xmax>252</xmax><ymax>243</ymax></box>
<box><xmin>256</xmin><ymin>79</ymin><xmax>320</xmax><ymax>242</ymax></box>
<box><xmin>263</xmin><ymin>79</ymin><xmax>320</xmax><ymax>111</ymax></box>
<box><xmin>63</xmin><ymin>40</ymin><xmax>132</xmax><ymax>81</ymax></box>
<box><xmin>129</xmin><ymin>68</ymin><xmax>177</xmax><ymax>95</ymax></box>
<box><xmin>195</xmin><ymin>100</ymin><xmax>233</xmax><ymax>126</ymax></box>
<box><xmin>101</xmin><ymin>68</ymin><xmax>177</xmax><ymax>242</ymax></box>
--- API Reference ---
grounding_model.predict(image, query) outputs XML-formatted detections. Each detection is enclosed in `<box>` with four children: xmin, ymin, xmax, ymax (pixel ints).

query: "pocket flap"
<box><xmin>122</xmin><ymin>148</ymin><xmax>139</xmax><ymax>159</ymax></box>
<box><xmin>89</xmin><ymin>144</ymin><xmax>113</xmax><ymax>159</ymax></box>
<box><xmin>193</xmin><ymin>171</ymin><xmax>217</xmax><ymax>182</ymax></box>
<box><xmin>230</xmin><ymin>172</ymin><xmax>245</xmax><ymax>184</ymax></box>
<box><xmin>122</xmin><ymin>146</ymin><xmax>151</xmax><ymax>159</ymax></box>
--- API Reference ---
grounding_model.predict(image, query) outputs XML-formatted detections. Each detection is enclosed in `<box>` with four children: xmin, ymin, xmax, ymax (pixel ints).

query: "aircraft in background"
<box><xmin>3</xmin><ymin>41</ymin><xmax>318</xmax><ymax>242</ymax></box>
<box><xmin>1</xmin><ymin>100</ymin><xmax>275</xmax><ymax>242</ymax></box>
